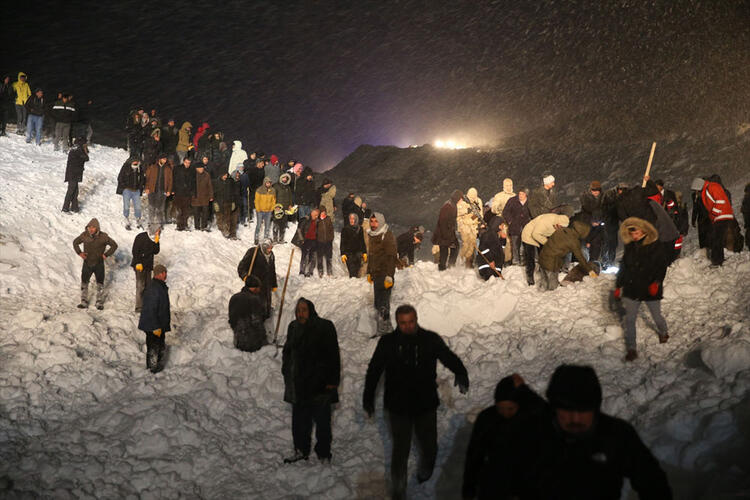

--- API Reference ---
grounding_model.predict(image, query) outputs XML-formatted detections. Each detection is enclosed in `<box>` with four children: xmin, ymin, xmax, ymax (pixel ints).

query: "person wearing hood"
<box><xmin>228</xmin><ymin>140</ymin><xmax>248</xmax><ymax>176</ymax></box>
<box><xmin>317</xmin><ymin>178</ymin><xmax>336</xmax><ymax>217</ymax></box>
<box><xmin>237</xmin><ymin>239</ymin><xmax>278</xmax><ymax>319</ymax></box>
<box><xmin>296</xmin><ymin>167</ymin><xmax>317</xmax><ymax>219</ymax></box>
<box><xmin>614</xmin><ymin>217</ymin><xmax>670</xmax><ymax>361</ymax></box>
<box><xmin>521</xmin><ymin>213</ymin><xmax>570</xmax><ymax>286</ymax></box>
<box><xmin>62</xmin><ymin>137</ymin><xmax>90</xmax><ymax>213</ymax></box>
<box><xmin>265</xmin><ymin>154</ymin><xmax>282</xmax><ymax>184</ymax></box>
<box><xmin>462</xmin><ymin>374</ymin><xmax>545</xmax><ymax>499</ymax></box>
<box><xmin>491</xmin><ymin>178</ymin><xmax>516</xmax><ymax>263</ymax></box>
<box><xmin>396</xmin><ymin>226</ymin><xmax>424</xmax><ymax>267</ymax></box>
<box><xmin>144</xmin><ymin>153</ymin><xmax>174</xmax><ymax>231</ymax></box>
<box><xmin>172</xmin><ymin>156</ymin><xmax>196</xmax><ymax>231</ymax></box>
<box><xmin>363</xmin><ymin>304</ymin><xmax>469</xmax><ymax>500</ymax></box>
<box><xmin>131</xmin><ymin>226</ymin><xmax>161</xmax><ymax>312</ymax></box>
<box><xmin>456</xmin><ymin>187</ymin><xmax>484</xmax><ymax>268</ymax></box>
<box><xmin>12</xmin><ymin>72</ymin><xmax>31</xmax><ymax>134</ymax></box>
<box><xmin>116</xmin><ymin>157</ymin><xmax>145</xmax><ymax>229</ymax></box>
<box><xmin>72</xmin><ymin>218</ymin><xmax>118</xmax><ymax>309</ymax></box>
<box><xmin>433</xmin><ymin>189</ymin><xmax>463</xmax><ymax>270</ymax></box>
<box><xmin>701</xmin><ymin>174</ymin><xmax>736</xmax><ymax>267</ymax></box>
<box><xmin>254</xmin><ymin>176</ymin><xmax>277</xmax><ymax>245</ymax></box>
<box><xmin>272</xmin><ymin>172</ymin><xmax>294</xmax><ymax>243</ymax></box>
<box><xmin>517</xmin><ymin>365</ymin><xmax>672</xmax><ymax>498</ymax></box>
<box><xmin>538</xmin><ymin>220</ymin><xmax>597</xmax><ymax>291</ymax></box>
<box><xmin>476</xmin><ymin>216</ymin><xmax>507</xmax><ymax>281</ymax></box>
<box><xmin>282</xmin><ymin>297</ymin><xmax>341</xmax><ymax>464</ymax></box>
<box><xmin>367</xmin><ymin>212</ymin><xmax>398</xmax><ymax>333</ymax></box>
<box><xmin>24</xmin><ymin>88</ymin><xmax>45</xmax><ymax>145</ymax></box>
<box><xmin>175</xmin><ymin>121</ymin><xmax>192</xmax><ymax>163</ymax></box>
<box><xmin>502</xmin><ymin>188</ymin><xmax>532</xmax><ymax>265</ymax></box>
<box><xmin>138</xmin><ymin>264</ymin><xmax>170</xmax><ymax>373</ymax></box>
<box><xmin>341</xmin><ymin>212</ymin><xmax>367</xmax><ymax>277</ymax></box>
<box><xmin>229</xmin><ymin>275</ymin><xmax>268</xmax><ymax>353</ymax></box>
<box><xmin>292</xmin><ymin>208</ymin><xmax>320</xmax><ymax>277</ymax></box>
<box><xmin>316</xmin><ymin>206</ymin><xmax>335</xmax><ymax>277</ymax></box>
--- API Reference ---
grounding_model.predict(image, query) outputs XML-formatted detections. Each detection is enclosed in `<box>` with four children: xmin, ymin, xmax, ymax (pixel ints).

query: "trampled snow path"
<box><xmin>1</xmin><ymin>133</ymin><xmax>749</xmax><ymax>499</ymax></box>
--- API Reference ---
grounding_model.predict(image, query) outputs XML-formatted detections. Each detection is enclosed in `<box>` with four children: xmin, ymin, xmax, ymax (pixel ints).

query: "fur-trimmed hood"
<box><xmin>620</xmin><ymin>217</ymin><xmax>659</xmax><ymax>245</ymax></box>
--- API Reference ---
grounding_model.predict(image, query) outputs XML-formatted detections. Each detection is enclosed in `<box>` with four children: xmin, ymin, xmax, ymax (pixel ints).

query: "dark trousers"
<box><xmin>193</xmin><ymin>205</ymin><xmax>209</xmax><ymax>230</ymax></box>
<box><xmin>524</xmin><ymin>243</ymin><xmax>537</xmax><ymax>284</ymax></box>
<box><xmin>81</xmin><ymin>261</ymin><xmax>105</xmax><ymax>284</ymax></box>
<box><xmin>344</xmin><ymin>252</ymin><xmax>362</xmax><ymax>278</ymax></box>
<box><xmin>146</xmin><ymin>331</ymin><xmax>165</xmax><ymax>373</ymax></box>
<box><xmin>173</xmin><ymin>195</ymin><xmax>191</xmax><ymax>229</ymax></box>
<box><xmin>603</xmin><ymin>221</ymin><xmax>619</xmax><ymax>265</ymax></box>
<box><xmin>273</xmin><ymin>215</ymin><xmax>287</xmax><ymax>242</ymax></box>
<box><xmin>291</xmin><ymin>400</ymin><xmax>332</xmax><ymax>458</ymax></box>
<box><xmin>388</xmin><ymin>410</ymin><xmax>438</xmax><ymax>500</ymax></box>
<box><xmin>510</xmin><ymin>234</ymin><xmax>523</xmax><ymax>264</ymax></box>
<box><xmin>586</xmin><ymin>225</ymin><xmax>603</xmax><ymax>262</ymax></box>
<box><xmin>709</xmin><ymin>220</ymin><xmax>731</xmax><ymax>265</ymax></box>
<box><xmin>438</xmin><ymin>245</ymin><xmax>457</xmax><ymax>270</ymax></box>
<box><xmin>373</xmin><ymin>277</ymin><xmax>392</xmax><ymax>320</ymax></box>
<box><xmin>300</xmin><ymin>239</ymin><xmax>317</xmax><ymax>276</ymax></box>
<box><xmin>63</xmin><ymin>181</ymin><xmax>79</xmax><ymax>211</ymax></box>
<box><xmin>217</xmin><ymin>204</ymin><xmax>238</xmax><ymax>238</ymax></box>
<box><xmin>316</xmin><ymin>241</ymin><xmax>333</xmax><ymax>276</ymax></box>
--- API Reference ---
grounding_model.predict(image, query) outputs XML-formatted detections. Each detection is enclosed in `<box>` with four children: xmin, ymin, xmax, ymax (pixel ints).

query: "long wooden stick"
<box><xmin>642</xmin><ymin>142</ymin><xmax>657</xmax><ymax>187</ymax></box>
<box><xmin>273</xmin><ymin>247</ymin><xmax>295</xmax><ymax>346</ymax></box>
<box><xmin>243</xmin><ymin>245</ymin><xmax>260</xmax><ymax>282</ymax></box>
<box><xmin>471</xmin><ymin>239</ymin><xmax>504</xmax><ymax>279</ymax></box>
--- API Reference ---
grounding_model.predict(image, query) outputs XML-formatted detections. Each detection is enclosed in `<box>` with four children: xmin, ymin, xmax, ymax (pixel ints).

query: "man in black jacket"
<box><xmin>340</xmin><ymin>212</ymin><xmax>367</xmax><ymax>278</ymax></box>
<box><xmin>396</xmin><ymin>226</ymin><xmax>424</xmax><ymax>267</ymax></box>
<box><xmin>0</xmin><ymin>75</ymin><xmax>13</xmax><ymax>136</ymax></box>
<box><xmin>52</xmin><ymin>93</ymin><xmax>77</xmax><ymax>152</ymax></box>
<box><xmin>131</xmin><ymin>227</ymin><xmax>161</xmax><ymax>312</ymax></box>
<box><xmin>24</xmin><ymin>88</ymin><xmax>46</xmax><ymax>146</ymax></box>
<box><xmin>117</xmin><ymin>157</ymin><xmax>145</xmax><ymax>229</ymax></box>
<box><xmin>517</xmin><ymin>364</ymin><xmax>672</xmax><ymax>499</ymax></box>
<box><xmin>172</xmin><ymin>157</ymin><xmax>196</xmax><ymax>230</ymax></box>
<box><xmin>282</xmin><ymin>298</ymin><xmax>340</xmax><ymax>463</ymax></box>
<box><xmin>213</xmin><ymin>169</ymin><xmax>240</xmax><ymax>239</ymax></box>
<box><xmin>237</xmin><ymin>239</ymin><xmax>278</xmax><ymax>319</ymax></box>
<box><xmin>62</xmin><ymin>138</ymin><xmax>89</xmax><ymax>213</ymax></box>
<box><xmin>476</xmin><ymin>216</ymin><xmax>506</xmax><ymax>280</ymax></box>
<box><xmin>579</xmin><ymin>180</ymin><xmax>605</xmax><ymax>262</ymax></box>
<box><xmin>363</xmin><ymin>304</ymin><xmax>469</xmax><ymax>500</ymax></box>
<box><xmin>161</xmin><ymin>118</ymin><xmax>179</xmax><ymax>164</ymax></box>
<box><xmin>228</xmin><ymin>276</ymin><xmax>267</xmax><ymax>352</ymax></box>
<box><xmin>138</xmin><ymin>264</ymin><xmax>170</xmax><ymax>373</ymax></box>
<box><xmin>295</xmin><ymin>167</ymin><xmax>317</xmax><ymax>220</ymax></box>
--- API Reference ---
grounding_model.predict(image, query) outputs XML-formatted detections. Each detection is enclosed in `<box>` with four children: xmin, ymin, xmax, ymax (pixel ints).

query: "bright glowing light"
<box><xmin>434</xmin><ymin>138</ymin><xmax>468</xmax><ymax>149</ymax></box>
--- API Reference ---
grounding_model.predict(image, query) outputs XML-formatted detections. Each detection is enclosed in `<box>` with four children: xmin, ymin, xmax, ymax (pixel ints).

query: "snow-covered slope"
<box><xmin>1</xmin><ymin>134</ymin><xmax>749</xmax><ymax>499</ymax></box>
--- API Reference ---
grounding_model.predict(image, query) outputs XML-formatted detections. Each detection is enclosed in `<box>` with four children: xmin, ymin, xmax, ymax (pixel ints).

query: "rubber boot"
<box><xmin>124</xmin><ymin>216</ymin><xmax>132</xmax><ymax>231</ymax></box>
<box><xmin>78</xmin><ymin>283</ymin><xmax>89</xmax><ymax>308</ymax></box>
<box><xmin>95</xmin><ymin>283</ymin><xmax>104</xmax><ymax>310</ymax></box>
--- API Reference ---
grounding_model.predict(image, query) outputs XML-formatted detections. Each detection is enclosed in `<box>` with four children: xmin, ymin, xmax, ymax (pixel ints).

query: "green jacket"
<box><xmin>538</xmin><ymin>221</ymin><xmax>592</xmax><ymax>273</ymax></box>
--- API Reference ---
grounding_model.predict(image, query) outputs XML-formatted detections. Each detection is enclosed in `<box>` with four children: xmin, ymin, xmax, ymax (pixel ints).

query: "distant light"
<box><xmin>434</xmin><ymin>138</ymin><xmax>468</xmax><ymax>149</ymax></box>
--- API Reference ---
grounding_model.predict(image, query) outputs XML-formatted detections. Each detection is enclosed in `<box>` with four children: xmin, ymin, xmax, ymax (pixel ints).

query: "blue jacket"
<box><xmin>138</xmin><ymin>279</ymin><xmax>171</xmax><ymax>333</ymax></box>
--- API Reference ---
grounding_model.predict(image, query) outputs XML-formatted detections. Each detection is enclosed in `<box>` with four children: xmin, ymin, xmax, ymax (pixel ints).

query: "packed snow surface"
<box><xmin>1</xmin><ymin>134</ymin><xmax>749</xmax><ymax>499</ymax></box>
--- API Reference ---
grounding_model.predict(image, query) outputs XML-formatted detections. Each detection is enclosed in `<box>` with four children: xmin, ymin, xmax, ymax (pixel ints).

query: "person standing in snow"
<box><xmin>296</xmin><ymin>167</ymin><xmax>317</xmax><ymax>220</ymax></box>
<box><xmin>614</xmin><ymin>217</ymin><xmax>670</xmax><ymax>361</ymax></box>
<box><xmin>282</xmin><ymin>297</ymin><xmax>340</xmax><ymax>464</ymax></box>
<box><xmin>192</xmin><ymin>159</ymin><xmax>214</xmax><ymax>231</ymax></box>
<box><xmin>502</xmin><ymin>188</ymin><xmax>532</xmax><ymax>266</ymax></box>
<box><xmin>254</xmin><ymin>177</ymin><xmax>276</xmax><ymax>245</ymax></box>
<box><xmin>317</xmin><ymin>178</ymin><xmax>336</xmax><ymax>219</ymax></box>
<box><xmin>341</xmin><ymin>212</ymin><xmax>367</xmax><ymax>277</ymax></box>
<box><xmin>24</xmin><ymin>88</ymin><xmax>45</xmax><ymax>146</ymax></box>
<box><xmin>538</xmin><ymin>221</ymin><xmax>597</xmax><ymax>291</ymax></box>
<box><xmin>578</xmin><ymin>180</ymin><xmax>605</xmax><ymax>263</ymax></box>
<box><xmin>0</xmin><ymin>75</ymin><xmax>14</xmax><ymax>136</ymax></box>
<box><xmin>462</xmin><ymin>374</ymin><xmax>545</xmax><ymax>499</ymax></box>
<box><xmin>433</xmin><ymin>189</ymin><xmax>462</xmax><ymax>270</ymax></box>
<box><xmin>175</xmin><ymin>121</ymin><xmax>192</xmax><ymax>164</ymax></box>
<box><xmin>172</xmin><ymin>157</ymin><xmax>196</xmax><ymax>231</ymax></box>
<box><xmin>237</xmin><ymin>239</ymin><xmax>278</xmax><ymax>319</ymax></box>
<box><xmin>363</xmin><ymin>304</ymin><xmax>469</xmax><ymax>500</ymax></box>
<box><xmin>292</xmin><ymin>208</ymin><xmax>320</xmax><ymax>277</ymax></box>
<box><xmin>456</xmin><ymin>187</ymin><xmax>484</xmax><ymax>268</ymax></box>
<box><xmin>265</xmin><ymin>154</ymin><xmax>282</xmax><ymax>184</ymax></box>
<box><xmin>742</xmin><ymin>183</ymin><xmax>750</xmax><ymax>250</ymax></box>
<box><xmin>51</xmin><ymin>94</ymin><xmax>77</xmax><ymax>153</ymax></box>
<box><xmin>62</xmin><ymin>137</ymin><xmax>89</xmax><ymax>213</ymax></box>
<box><xmin>131</xmin><ymin>227</ymin><xmax>161</xmax><ymax>312</ymax></box>
<box><xmin>160</xmin><ymin>118</ymin><xmax>179</xmax><ymax>165</ymax></box>
<box><xmin>144</xmin><ymin>153</ymin><xmax>173</xmax><ymax>231</ymax></box>
<box><xmin>600</xmin><ymin>182</ymin><xmax>627</xmax><ymax>268</ymax></box>
<box><xmin>138</xmin><ymin>264</ymin><xmax>170</xmax><ymax>373</ymax></box>
<box><xmin>272</xmin><ymin>172</ymin><xmax>294</xmax><ymax>242</ymax></box>
<box><xmin>367</xmin><ymin>212</ymin><xmax>398</xmax><ymax>333</ymax></box>
<box><xmin>116</xmin><ymin>157</ymin><xmax>145</xmax><ymax>229</ymax></box>
<box><xmin>701</xmin><ymin>175</ymin><xmax>736</xmax><ymax>267</ymax></box>
<box><xmin>213</xmin><ymin>169</ymin><xmax>240</xmax><ymax>239</ymax></box>
<box><xmin>476</xmin><ymin>216</ymin><xmax>507</xmax><ymax>281</ymax></box>
<box><xmin>490</xmin><ymin>178</ymin><xmax>516</xmax><ymax>264</ymax></box>
<box><xmin>316</xmin><ymin>206</ymin><xmax>335</xmax><ymax>277</ymax></box>
<box><xmin>228</xmin><ymin>275</ymin><xmax>268</xmax><ymax>352</ymax></box>
<box><xmin>72</xmin><ymin>218</ymin><xmax>118</xmax><ymax>310</ymax></box>
<box><xmin>528</xmin><ymin>174</ymin><xmax>559</xmax><ymax>218</ymax></box>
<box><xmin>516</xmin><ymin>365</ymin><xmax>672</xmax><ymax>498</ymax></box>
<box><xmin>12</xmin><ymin>72</ymin><xmax>31</xmax><ymax>135</ymax></box>
<box><xmin>228</xmin><ymin>140</ymin><xmax>247</xmax><ymax>176</ymax></box>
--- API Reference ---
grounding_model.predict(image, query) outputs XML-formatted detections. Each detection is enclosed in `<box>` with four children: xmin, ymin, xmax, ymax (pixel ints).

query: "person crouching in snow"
<box><xmin>476</xmin><ymin>216</ymin><xmax>507</xmax><ymax>280</ymax></box>
<box><xmin>538</xmin><ymin>220</ymin><xmax>597</xmax><ymax>291</ymax></box>
<box><xmin>228</xmin><ymin>275</ymin><xmax>268</xmax><ymax>352</ymax></box>
<box><xmin>367</xmin><ymin>212</ymin><xmax>398</xmax><ymax>333</ymax></box>
<box><xmin>72</xmin><ymin>218</ymin><xmax>117</xmax><ymax>309</ymax></box>
<box><xmin>138</xmin><ymin>264</ymin><xmax>170</xmax><ymax>373</ymax></box>
<box><xmin>131</xmin><ymin>226</ymin><xmax>160</xmax><ymax>312</ymax></box>
<box><xmin>615</xmin><ymin>217</ymin><xmax>670</xmax><ymax>361</ymax></box>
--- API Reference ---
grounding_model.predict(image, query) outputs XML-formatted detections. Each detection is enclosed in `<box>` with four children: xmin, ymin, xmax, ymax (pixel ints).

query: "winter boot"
<box><xmin>136</xmin><ymin>218</ymin><xmax>143</xmax><ymax>229</ymax></box>
<box><xmin>124</xmin><ymin>216</ymin><xmax>132</xmax><ymax>231</ymax></box>
<box><xmin>283</xmin><ymin>450</ymin><xmax>309</xmax><ymax>464</ymax></box>
<box><xmin>78</xmin><ymin>283</ymin><xmax>89</xmax><ymax>308</ymax></box>
<box><xmin>624</xmin><ymin>349</ymin><xmax>638</xmax><ymax>362</ymax></box>
<box><xmin>94</xmin><ymin>283</ymin><xmax>105</xmax><ymax>310</ymax></box>
<box><xmin>465</xmin><ymin>257</ymin><xmax>473</xmax><ymax>269</ymax></box>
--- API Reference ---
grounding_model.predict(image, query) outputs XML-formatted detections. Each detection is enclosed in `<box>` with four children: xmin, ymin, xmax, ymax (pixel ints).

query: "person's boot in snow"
<box><xmin>136</xmin><ymin>218</ymin><xmax>143</xmax><ymax>229</ymax></box>
<box><xmin>78</xmin><ymin>283</ymin><xmax>89</xmax><ymax>308</ymax></box>
<box><xmin>124</xmin><ymin>216</ymin><xmax>131</xmax><ymax>231</ymax></box>
<box><xmin>625</xmin><ymin>349</ymin><xmax>638</xmax><ymax>362</ymax></box>
<box><xmin>283</xmin><ymin>450</ymin><xmax>309</xmax><ymax>464</ymax></box>
<box><xmin>94</xmin><ymin>283</ymin><xmax>104</xmax><ymax>310</ymax></box>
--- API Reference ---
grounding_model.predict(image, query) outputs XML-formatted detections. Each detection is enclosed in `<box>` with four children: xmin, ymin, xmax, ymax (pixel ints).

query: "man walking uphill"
<box><xmin>366</xmin><ymin>212</ymin><xmax>398</xmax><ymax>333</ymax></box>
<box><xmin>363</xmin><ymin>304</ymin><xmax>469</xmax><ymax>500</ymax></box>
<box><xmin>138</xmin><ymin>264</ymin><xmax>171</xmax><ymax>373</ymax></box>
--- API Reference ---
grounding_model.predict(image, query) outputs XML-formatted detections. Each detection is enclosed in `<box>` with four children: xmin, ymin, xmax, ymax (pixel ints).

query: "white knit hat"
<box><xmin>543</xmin><ymin>175</ymin><xmax>555</xmax><ymax>185</ymax></box>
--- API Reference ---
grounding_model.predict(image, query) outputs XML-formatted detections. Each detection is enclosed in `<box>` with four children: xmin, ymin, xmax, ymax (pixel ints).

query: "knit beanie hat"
<box><xmin>546</xmin><ymin>365</ymin><xmax>602</xmax><ymax>411</ymax></box>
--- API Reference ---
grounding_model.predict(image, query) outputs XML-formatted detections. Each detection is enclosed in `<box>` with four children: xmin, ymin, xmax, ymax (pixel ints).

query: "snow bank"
<box><xmin>1</xmin><ymin>134</ymin><xmax>749</xmax><ymax>498</ymax></box>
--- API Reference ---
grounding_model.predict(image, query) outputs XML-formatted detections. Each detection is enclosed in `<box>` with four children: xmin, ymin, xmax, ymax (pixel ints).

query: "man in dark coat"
<box><xmin>272</xmin><ymin>172</ymin><xmax>294</xmax><ymax>242</ymax></box>
<box><xmin>72</xmin><ymin>218</ymin><xmax>118</xmax><ymax>309</ymax></box>
<box><xmin>341</xmin><ymin>212</ymin><xmax>367</xmax><ymax>277</ymax></box>
<box><xmin>160</xmin><ymin>118</ymin><xmax>179</xmax><ymax>164</ymax></box>
<box><xmin>172</xmin><ymin>157</ymin><xmax>196</xmax><ymax>230</ymax></box>
<box><xmin>363</xmin><ymin>304</ymin><xmax>469</xmax><ymax>500</ymax></box>
<box><xmin>615</xmin><ymin>217</ymin><xmax>670</xmax><ymax>361</ymax></box>
<box><xmin>396</xmin><ymin>226</ymin><xmax>424</xmax><ymax>267</ymax></box>
<box><xmin>462</xmin><ymin>374</ymin><xmax>545</xmax><ymax>499</ymax></box>
<box><xmin>292</xmin><ymin>209</ymin><xmax>320</xmax><ymax>277</ymax></box>
<box><xmin>538</xmin><ymin>221</ymin><xmax>597</xmax><ymax>291</ymax></box>
<box><xmin>51</xmin><ymin>93</ymin><xmax>77</xmax><ymax>152</ymax></box>
<box><xmin>213</xmin><ymin>169</ymin><xmax>240</xmax><ymax>239</ymax></box>
<box><xmin>517</xmin><ymin>365</ymin><xmax>672</xmax><ymax>499</ymax></box>
<box><xmin>24</xmin><ymin>88</ymin><xmax>46</xmax><ymax>145</ymax></box>
<box><xmin>341</xmin><ymin>192</ymin><xmax>358</xmax><ymax>222</ymax></box>
<box><xmin>432</xmin><ymin>189</ymin><xmax>462</xmax><ymax>270</ymax></box>
<box><xmin>62</xmin><ymin>137</ymin><xmax>89</xmax><ymax>213</ymax></box>
<box><xmin>476</xmin><ymin>216</ymin><xmax>506</xmax><ymax>281</ymax></box>
<box><xmin>131</xmin><ymin>227</ymin><xmax>160</xmax><ymax>312</ymax></box>
<box><xmin>282</xmin><ymin>298</ymin><xmax>340</xmax><ymax>463</ymax></box>
<box><xmin>237</xmin><ymin>239</ymin><xmax>278</xmax><ymax>319</ymax></box>
<box><xmin>600</xmin><ymin>183</ymin><xmax>626</xmax><ymax>268</ymax></box>
<box><xmin>528</xmin><ymin>174</ymin><xmax>558</xmax><ymax>218</ymax></box>
<box><xmin>690</xmin><ymin>177</ymin><xmax>710</xmax><ymax>250</ymax></box>
<box><xmin>502</xmin><ymin>189</ymin><xmax>531</xmax><ymax>265</ymax></box>
<box><xmin>367</xmin><ymin>212</ymin><xmax>398</xmax><ymax>333</ymax></box>
<box><xmin>295</xmin><ymin>167</ymin><xmax>317</xmax><ymax>220</ymax></box>
<box><xmin>138</xmin><ymin>264</ymin><xmax>171</xmax><ymax>373</ymax></box>
<box><xmin>0</xmin><ymin>75</ymin><xmax>14</xmax><ymax>136</ymax></box>
<box><xmin>579</xmin><ymin>180</ymin><xmax>605</xmax><ymax>262</ymax></box>
<box><xmin>117</xmin><ymin>157</ymin><xmax>145</xmax><ymax>229</ymax></box>
<box><xmin>228</xmin><ymin>276</ymin><xmax>267</xmax><ymax>352</ymax></box>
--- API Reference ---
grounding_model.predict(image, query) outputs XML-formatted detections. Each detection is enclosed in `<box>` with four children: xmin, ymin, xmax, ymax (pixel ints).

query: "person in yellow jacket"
<box><xmin>254</xmin><ymin>177</ymin><xmax>276</xmax><ymax>244</ymax></box>
<box><xmin>12</xmin><ymin>72</ymin><xmax>31</xmax><ymax>134</ymax></box>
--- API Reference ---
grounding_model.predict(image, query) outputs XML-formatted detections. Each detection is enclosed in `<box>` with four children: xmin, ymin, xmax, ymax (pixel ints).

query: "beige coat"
<box><xmin>521</xmin><ymin>214</ymin><xmax>570</xmax><ymax>247</ymax></box>
<box><xmin>491</xmin><ymin>178</ymin><xmax>515</xmax><ymax>215</ymax></box>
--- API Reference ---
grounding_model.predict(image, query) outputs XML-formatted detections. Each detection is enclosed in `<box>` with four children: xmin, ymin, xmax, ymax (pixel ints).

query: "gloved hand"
<box><xmin>154</xmin><ymin>234</ymin><xmax>160</xmax><ymax>243</ymax></box>
<box><xmin>272</xmin><ymin>287</ymin><xmax>277</xmax><ymax>292</ymax></box>
<box><xmin>614</xmin><ymin>288</ymin><xmax>622</xmax><ymax>299</ymax></box>
<box><xmin>363</xmin><ymin>402</ymin><xmax>375</xmax><ymax>418</ymax></box>
<box><xmin>362</xmin><ymin>253</ymin><xmax>367</xmax><ymax>263</ymax></box>
<box><xmin>153</xmin><ymin>329</ymin><xmax>162</xmax><ymax>337</ymax></box>
<box><xmin>367</xmin><ymin>274</ymin><xmax>373</xmax><ymax>283</ymax></box>
<box><xmin>135</xmin><ymin>263</ymin><xmax>143</xmax><ymax>272</ymax></box>
<box><xmin>341</xmin><ymin>255</ymin><xmax>347</xmax><ymax>263</ymax></box>
<box><xmin>213</xmin><ymin>202</ymin><xmax>220</xmax><ymax>213</ymax></box>
<box><xmin>231</xmin><ymin>202</ymin><xmax>236</xmax><ymax>212</ymax></box>
<box><xmin>648</xmin><ymin>282</ymin><xmax>660</xmax><ymax>296</ymax></box>
<box><xmin>384</xmin><ymin>276</ymin><xmax>393</xmax><ymax>289</ymax></box>
<box><xmin>454</xmin><ymin>375</ymin><xmax>469</xmax><ymax>394</ymax></box>
<box><xmin>588</xmin><ymin>270</ymin><xmax>598</xmax><ymax>278</ymax></box>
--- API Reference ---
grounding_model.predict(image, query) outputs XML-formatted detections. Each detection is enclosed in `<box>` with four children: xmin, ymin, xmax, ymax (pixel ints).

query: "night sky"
<box><xmin>3</xmin><ymin>1</ymin><xmax>749</xmax><ymax>169</ymax></box>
